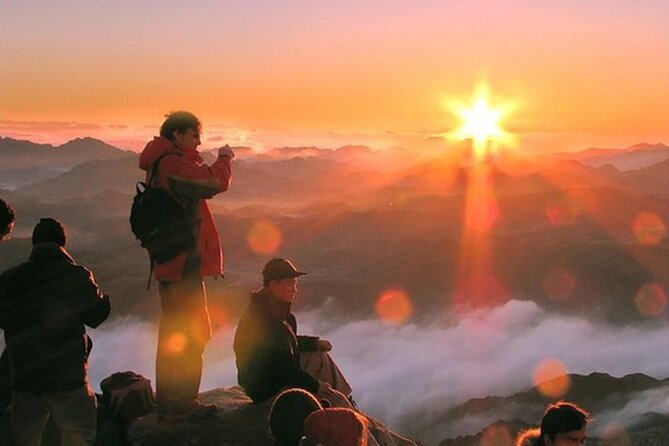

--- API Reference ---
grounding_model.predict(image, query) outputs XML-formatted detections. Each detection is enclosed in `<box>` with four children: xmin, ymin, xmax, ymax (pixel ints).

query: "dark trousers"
<box><xmin>156</xmin><ymin>275</ymin><xmax>211</xmax><ymax>410</ymax></box>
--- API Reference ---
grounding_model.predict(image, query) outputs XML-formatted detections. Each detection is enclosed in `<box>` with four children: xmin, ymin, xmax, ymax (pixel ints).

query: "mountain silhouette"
<box><xmin>429</xmin><ymin>372</ymin><xmax>669</xmax><ymax>446</ymax></box>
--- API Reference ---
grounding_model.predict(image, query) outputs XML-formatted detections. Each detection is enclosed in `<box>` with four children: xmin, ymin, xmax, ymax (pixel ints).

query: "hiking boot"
<box><xmin>157</xmin><ymin>400</ymin><xmax>217</xmax><ymax>423</ymax></box>
<box><xmin>187</xmin><ymin>400</ymin><xmax>217</xmax><ymax>418</ymax></box>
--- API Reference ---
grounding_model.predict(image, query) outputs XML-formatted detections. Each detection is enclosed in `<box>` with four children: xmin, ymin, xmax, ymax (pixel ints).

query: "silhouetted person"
<box><xmin>269</xmin><ymin>388</ymin><xmax>323</xmax><ymax>446</ymax></box>
<box><xmin>515</xmin><ymin>401</ymin><xmax>590</xmax><ymax>446</ymax></box>
<box><xmin>0</xmin><ymin>218</ymin><xmax>110</xmax><ymax>445</ymax></box>
<box><xmin>139</xmin><ymin>111</ymin><xmax>233</xmax><ymax>420</ymax></box>
<box><xmin>233</xmin><ymin>258</ymin><xmax>353</xmax><ymax>406</ymax></box>
<box><xmin>0</xmin><ymin>198</ymin><xmax>15</xmax><ymax>445</ymax></box>
<box><xmin>0</xmin><ymin>198</ymin><xmax>15</xmax><ymax>242</ymax></box>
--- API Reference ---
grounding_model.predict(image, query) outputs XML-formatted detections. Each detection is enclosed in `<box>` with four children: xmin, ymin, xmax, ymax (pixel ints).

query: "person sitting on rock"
<box><xmin>515</xmin><ymin>401</ymin><xmax>590</xmax><ymax>446</ymax></box>
<box><xmin>233</xmin><ymin>258</ymin><xmax>353</xmax><ymax>406</ymax></box>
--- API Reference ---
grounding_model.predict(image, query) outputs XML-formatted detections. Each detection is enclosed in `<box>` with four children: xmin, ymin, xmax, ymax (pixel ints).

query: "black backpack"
<box><xmin>130</xmin><ymin>154</ymin><xmax>195</xmax><ymax>268</ymax></box>
<box><xmin>100</xmin><ymin>371</ymin><xmax>155</xmax><ymax>424</ymax></box>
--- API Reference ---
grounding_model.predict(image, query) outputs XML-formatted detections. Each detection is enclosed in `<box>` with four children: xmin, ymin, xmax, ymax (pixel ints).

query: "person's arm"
<box><xmin>267</xmin><ymin>347</ymin><xmax>320</xmax><ymax>393</ymax></box>
<box><xmin>297</xmin><ymin>335</ymin><xmax>320</xmax><ymax>352</ymax></box>
<box><xmin>291</xmin><ymin>313</ymin><xmax>324</xmax><ymax>352</ymax></box>
<box><xmin>164</xmin><ymin>149</ymin><xmax>233</xmax><ymax>199</ymax></box>
<box><xmin>75</xmin><ymin>267</ymin><xmax>111</xmax><ymax>328</ymax></box>
<box><xmin>0</xmin><ymin>273</ymin><xmax>8</xmax><ymax>330</ymax></box>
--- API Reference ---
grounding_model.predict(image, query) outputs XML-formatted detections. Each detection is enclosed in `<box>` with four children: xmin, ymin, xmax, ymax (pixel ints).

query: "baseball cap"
<box><xmin>262</xmin><ymin>258</ymin><xmax>307</xmax><ymax>283</ymax></box>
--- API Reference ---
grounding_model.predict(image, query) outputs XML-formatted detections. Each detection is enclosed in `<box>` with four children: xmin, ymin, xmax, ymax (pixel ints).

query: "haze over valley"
<box><xmin>1</xmin><ymin>136</ymin><xmax>669</xmax><ymax>444</ymax></box>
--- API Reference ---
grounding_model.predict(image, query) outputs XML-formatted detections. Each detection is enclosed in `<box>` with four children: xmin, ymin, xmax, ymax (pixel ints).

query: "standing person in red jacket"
<box><xmin>139</xmin><ymin>111</ymin><xmax>234</xmax><ymax>421</ymax></box>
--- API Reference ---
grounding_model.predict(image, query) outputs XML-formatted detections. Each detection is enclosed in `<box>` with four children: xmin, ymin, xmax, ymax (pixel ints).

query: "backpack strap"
<box><xmin>146</xmin><ymin>257</ymin><xmax>154</xmax><ymax>291</ymax></box>
<box><xmin>148</xmin><ymin>153</ymin><xmax>174</xmax><ymax>187</ymax></box>
<box><xmin>145</xmin><ymin>152</ymin><xmax>173</xmax><ymax>291</ymax></box>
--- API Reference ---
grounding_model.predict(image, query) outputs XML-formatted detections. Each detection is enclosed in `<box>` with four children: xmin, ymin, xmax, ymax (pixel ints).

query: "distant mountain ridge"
<box><xmin>0</xmin><ymin>136</ymin><xmax>130</xmax><ymax>168</ymax></box>
<box><xmin>0</xmin><ymin>136</ymin><xmax>131</xmax><ymax>189</ymax></box>
<box><xmin>549</xmin><ymin>142</ymin><xmax>669</xmax><ymax>170</ymax></box>
<box><xmin>427</xmin><ymin>372</ymin><xmax>669</xmax><ymax>446</ymax></box>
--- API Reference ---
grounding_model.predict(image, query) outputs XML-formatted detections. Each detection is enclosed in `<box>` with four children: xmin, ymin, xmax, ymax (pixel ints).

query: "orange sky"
<box><xmin>1</xmin><ymin>1</ymin><xmax>668</xmax><ymax>153</ymax></box>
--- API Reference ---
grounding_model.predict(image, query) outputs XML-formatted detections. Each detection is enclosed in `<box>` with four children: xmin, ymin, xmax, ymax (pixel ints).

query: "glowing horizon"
<box><xmin>1</xmin><ymin>1</ymin><xmax>668</xmax><ymax>154</ymax></box>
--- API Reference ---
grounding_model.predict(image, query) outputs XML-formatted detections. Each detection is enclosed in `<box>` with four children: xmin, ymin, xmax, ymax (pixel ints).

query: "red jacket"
<box><xmin>139</xmin><ymin>137</ymin><xmax>232</xmax><ymax>282</ymax></box>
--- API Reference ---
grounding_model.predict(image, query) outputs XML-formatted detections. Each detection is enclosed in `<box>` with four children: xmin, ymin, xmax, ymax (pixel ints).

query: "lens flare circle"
<box><xmin>601</xmin><ymin>423</ymin><xmax>632</xmax><ymax>446</ymax></box>
<box><xmin>634</xmin><ymin>282</ymin><xmax>667</xmax><ymax>317</ymax></box>
<box><xmin>632</xmin><ymin>212</ymin><xmax>666</xmax><ymax>246</ymax></box>
<box><xmin>375</xmin><ymin>289</ymin><xmax>414</xmax><ymax>325</ymax></box>
<box><xmin>542</xmin><ymin>267</ymin><xmax>577</xmax><ymax>301</ymax></box>
<box><xmin>545</xmin><ymin>202</ymin><xmax>575</xmax><ymax>226</ymax></box>
<box><xmin>533</xmin><ymin>358</ymin><xmax>571</xmax><ymax>399</ymax></box>
<box><xmin>165</xmin><ymin>333</ymin><xmax>188</xmax><ymax>355</ymax></box>
<box><xmin>480</xmin><ymin>423</ymin><xmax>513</xmax><ymax>446</ymax></box>
<box><xmin>247</xmin><ymin>220</ymin><xmax>283</xmax><ymax>255</ymax></box>
<box><xmin>208</xmin><ymin>303</ymin><xmax>231</xmax><ymax>331</ymax></box>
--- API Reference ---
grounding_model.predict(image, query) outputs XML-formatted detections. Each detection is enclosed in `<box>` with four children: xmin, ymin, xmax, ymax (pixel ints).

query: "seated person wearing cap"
<box><xmin>233</xmin><ymin>258</ymin><xmax>353</xmax><ymax>405</ymax></box>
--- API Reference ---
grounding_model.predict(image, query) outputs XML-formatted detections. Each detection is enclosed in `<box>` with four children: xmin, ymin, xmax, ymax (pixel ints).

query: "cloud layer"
<box><xmin>79</xmin><ymin>300</ymin><xmax>669</xmax><ymax>441</ymax></box>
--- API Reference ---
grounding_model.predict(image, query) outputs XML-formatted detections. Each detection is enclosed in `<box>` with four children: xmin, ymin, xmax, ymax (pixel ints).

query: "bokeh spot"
<box><xmin>545</xmin><ymin>202</ymin><xmax>575</xmax><ymax>226</ymax></box>
<box><xmin>634</xmin><ymin>282</ymin><xmax>667</xmax><ymax>317</ymax></box>
<box><xmin>375</xmin><ymin>289</ymin><xmax>414</xmax><ymax>325</ymax></box>
<box><xmin>247</xmin><ymin>220</ymin><xmax>283</xmax><ymax>255</ymax></box>
<box><xmin>480</xmin><ymin>423</ymin><xmax>513</xmax><ymax>446</ymax></box>
<box><xmin>165</xmin><ymin>333</ymin><xmax>188</xmax><ymax>355</ymax></box>
<box><xmin>542</xmin><ymin>267</ymin><xmax>577</xmax><ymax>301</ymax></box>
<box><xmin>533</xmin><ymin>358</ymin><xmax>570</xmax><ymax>399</ymax></box>
<box><xmin>208</xmin><ymin>303</ymin><xmax>231</xmax><ymax>331</ymax></box>
<box><xmin>632</xmin><ymin>212</ymin><xmax>666</xmax><ymax>246</ymax></box>
<box><xmin>601</xmin><ymin>423</ymin><xmax>632</xmax><ymax>446</ymax></box>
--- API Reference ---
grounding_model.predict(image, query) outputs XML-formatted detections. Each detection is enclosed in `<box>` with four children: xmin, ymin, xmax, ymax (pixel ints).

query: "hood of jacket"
<box><xmin>250</xmin><ymin>287</ymin><xmax>293</xmax><ymax>321</ymax></box>
<box><xmin>139</xmin><ymin>136</ymin><xmax>203</xmax><ymax>172</ymax></box>
<box><xmin>30</xmin><ymin>243</ymin><xmax>76</xmax><ymax>264</ymax></box>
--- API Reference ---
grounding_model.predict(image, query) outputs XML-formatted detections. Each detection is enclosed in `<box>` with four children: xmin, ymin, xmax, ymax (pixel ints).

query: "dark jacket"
<box><xmin>233</xmin><ymin>288</ymin><xmax>320</xmax><ymax>402</ymax></box>
<box><xmin>0</xmin><ymin>244</ymin><xmax>111</xmax><ymax>392</ymax></box>
<box><xmin>139</xmin><ymin>136</ymin><xmax>232</xmax><ymax>281</ymax></box>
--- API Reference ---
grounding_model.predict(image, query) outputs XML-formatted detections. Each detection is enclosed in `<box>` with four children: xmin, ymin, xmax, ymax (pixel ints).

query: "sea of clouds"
<box><xmin>81</xmin><ymin>299</ymin><xmax>669</xmax><ymax>441</ymax></box>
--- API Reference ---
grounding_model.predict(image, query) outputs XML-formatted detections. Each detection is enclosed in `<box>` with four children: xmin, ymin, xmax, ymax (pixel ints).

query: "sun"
<box><xmin>448</xmin><ymin>83</ymin><xmax>515</xmax><ymax>161</ymax></box>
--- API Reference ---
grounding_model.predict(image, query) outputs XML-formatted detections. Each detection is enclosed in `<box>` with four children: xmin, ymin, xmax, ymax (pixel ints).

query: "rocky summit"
<box><xmin>122</xmin><ymin>386</ymin><xmax>422</xmax><ymax>446</ymax></box>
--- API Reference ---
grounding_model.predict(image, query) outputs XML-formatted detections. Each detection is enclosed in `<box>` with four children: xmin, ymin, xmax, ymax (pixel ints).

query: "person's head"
<box><xmin>262</xmin><ymin>258</ymin><xmax>307</xmax><ymax>303</ymax></box>
<box><xmin>269</xmin><ymin>388</ymin><xmax>323</xmax><ymax>446</ymax></box>
<box><xmin>539</xmin><ymin>401</ymin><xmax>590</xmax><ymax>446</ymax></box>
<box><xmin>32</xmin><ymin>218</ymin><xmax>67</xmax><ymax>247</ymax></box>
<box><xmin>303</xmin><ymin>408</ymin><xmax>369</xmax><ymax>446</ymax></box>
<box><xmin>159</xmin><ymin>110</ymin><xmax>202</xmax><ymax>151</ymax></box>
<box><xmin>0</xmin><ymin>198</ymin><xmax>15</xmax><ymax>241</ymax></box>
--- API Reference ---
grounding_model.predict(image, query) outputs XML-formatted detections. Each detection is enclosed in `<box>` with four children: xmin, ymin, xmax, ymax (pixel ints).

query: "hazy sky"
<box><xmin>1</xmin><ymin>0</ymin><xmax>668</xmax><ymax>153</ymax></box>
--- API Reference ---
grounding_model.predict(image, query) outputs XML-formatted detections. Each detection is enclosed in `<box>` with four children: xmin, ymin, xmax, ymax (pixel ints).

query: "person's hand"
<box><xmin>317</xmin><ymin>382</ymin><xmax>353</xmax><ymax>409</ymax></box>
<box><xmin>316</xmin><ymin>339</ymin><xmax>332</xmax><ymax>352</ymax></box>
<box><xmin>218</xmin><ymin>144</ymin><xmax>235</xmax><ymax>159</ymax></box>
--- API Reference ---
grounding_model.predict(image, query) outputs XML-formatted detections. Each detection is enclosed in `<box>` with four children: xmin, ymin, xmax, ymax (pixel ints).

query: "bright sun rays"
<box><xmin>449</xmin><ymin>83</ymin><xmax>516</xmax><ymax>310</ymax></box>
<box><xmin>448</xmin><ymin>83</ymin><xmax>515</xmax><ymax>161</ymax></box>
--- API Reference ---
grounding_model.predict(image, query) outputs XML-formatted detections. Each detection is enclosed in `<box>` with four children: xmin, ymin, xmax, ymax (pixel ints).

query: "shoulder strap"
<box><xmin>148</xmin><ymin>153</ymin><xmax>174</xmax><ymax>187</ymax></box>
<box><xmin>146</xmin><ymin>257</ymin><xmax>154</xmax><ymax>291</ymax></box>
<box><xmin>144</xmin><ymin>152</ymin><xmax>173</xmax><ymax>291</ymax></box>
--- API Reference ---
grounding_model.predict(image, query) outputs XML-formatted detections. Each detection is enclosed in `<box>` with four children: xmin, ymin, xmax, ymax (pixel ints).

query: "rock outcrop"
<box><xmin>125</xmin><ymin>386</ymin><xmax>422</xmax><ymax>446</ymax></box>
